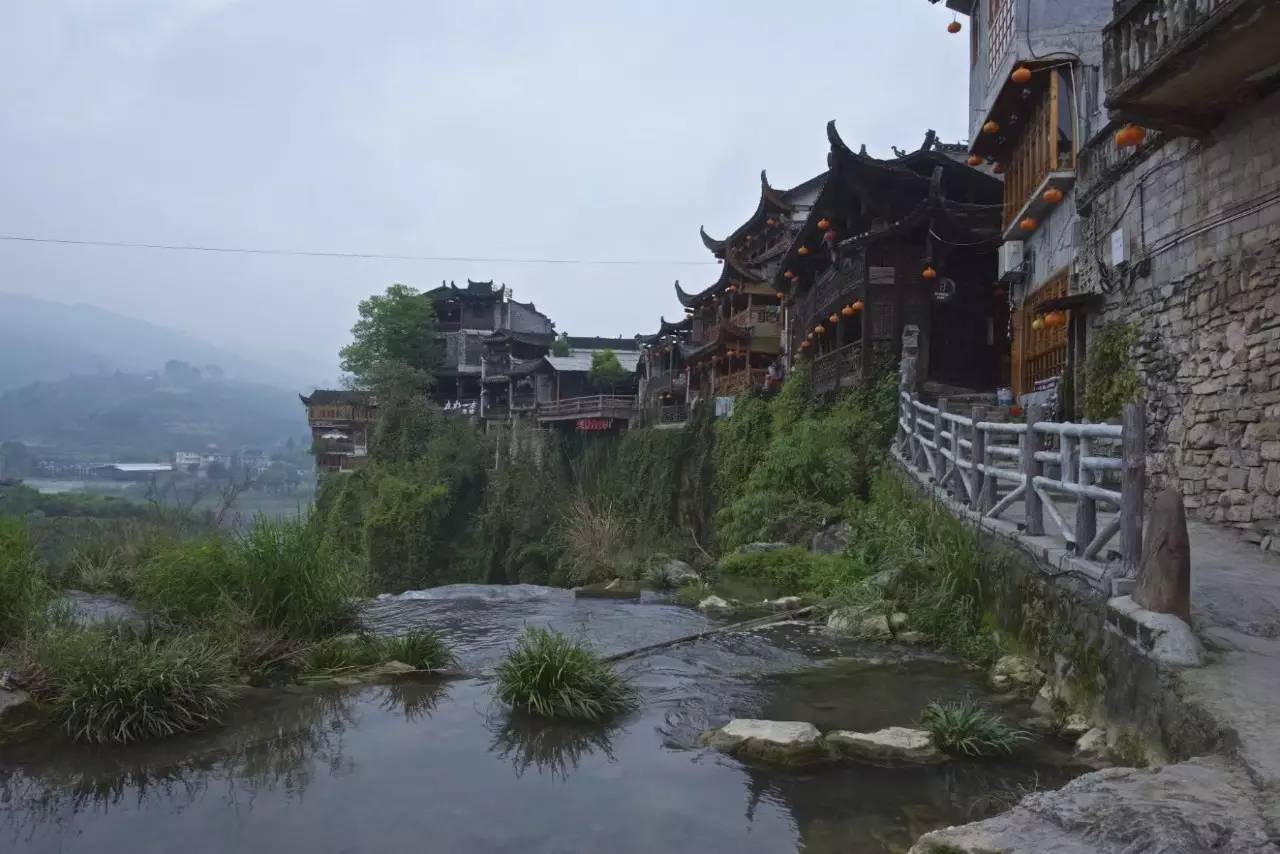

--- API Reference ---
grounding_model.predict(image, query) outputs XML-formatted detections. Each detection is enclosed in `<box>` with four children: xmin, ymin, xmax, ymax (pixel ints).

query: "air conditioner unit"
<box><xmin>998</xmin><ymin>241</ymin><xmax>1025</xmax><ymax>281</ymax></box>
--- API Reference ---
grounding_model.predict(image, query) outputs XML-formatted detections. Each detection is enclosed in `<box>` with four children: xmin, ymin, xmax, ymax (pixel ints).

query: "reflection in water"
<box><xmin>376</xmin><ymin>680</ymin><xmax>449</xmax><ymax>722</ymax></box>
<box><xmin>487</xmin><ymin>712</ymin><xmax>619</xmax><ymax>781</ymax></box>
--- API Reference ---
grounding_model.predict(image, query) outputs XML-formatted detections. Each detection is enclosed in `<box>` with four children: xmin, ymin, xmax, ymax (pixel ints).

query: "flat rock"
<box><xmin>896</xmin><ymin>630</ymin><xmax>929</xmax><ymax>645</ymax></box>
<box><xmin>698</xmin><ymin>595</ymin><xmax>732</xmax><ymax>611</ymax></box>
<box><xmin>764</xmin><ymin>596</ymin><xmax>803</xmax><ymax>609</ymax></box>
<box><xmin>826</xmin><ymin>727</ymin><xmax>945</xmax><ymax>765</ymax></box>
<box><xmin>827</xmin><ymin>608</ymin><xmax>892</xmax><ymax>640</ymax></box>
<box><xmin>991</xmin><ymin>654</ymin><xmax>1046</xmax><ymax>696</ymax></box>
<box><xmin>1061</xmin><ymin>714</ymin><xmax>1092</xmax><ymax>739</ymax></box>
<box><xmin>701</xmin><ymin>719</ymin><xmax>826</xmax><ymax>764</ymax></box>
<box><xmin>909</xmin><ymin>755</ymin><xmax>1275</xmax><ymax>853</ymax></box>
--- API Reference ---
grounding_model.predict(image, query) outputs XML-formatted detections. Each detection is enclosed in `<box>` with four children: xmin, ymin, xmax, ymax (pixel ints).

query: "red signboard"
<box><xmin>576</xmin><ymin>418</ymin><xmax>613</xmax><ymax>432</ymax></box>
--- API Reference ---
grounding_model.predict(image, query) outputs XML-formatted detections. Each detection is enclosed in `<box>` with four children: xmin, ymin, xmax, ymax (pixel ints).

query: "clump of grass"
<box><xmin>301</xmin><ymin>630</ymin><xmax>454</xmax><ymax>674</ymax></box>
<box><xmin>921</xmin><ymin>698</ymin><xmax>1029</xmax><ymax>757</ymax></box>
<box><xmin>670</xmin><ymin>579</ymin><xmax>714</xmax><ymax>607</ymax></box>
<box><xmin>557</xmin><ymin>498</ymin><xmax>635</xmax><ymax>586</ymax></box>
<box><xmin>16</xmin><ymin>624</ymin><xmax>239</xmax><ymax>744</ymax></box>
<box><xmin>68</xmin><ymin>520</ymin><xmax>179</xmax><ymax>594</ymax></box>
<box><xmin>494</xmin><ymin>628</ymin><xmax>635</xmax><ymax>721</ymax></box>
<box><xmin>136</xmin><ymin>517</ymin><xmax>365</xmax><ymax>640</ymax></box>
<box><xmin>376</xmin><ymin>630</ymin><xmax>455</xmax><ymax>671</ymax></box>
<box><xmin>0</xmin><ymin>518</ymin><xmax>51</xmax><ymax>643</ymax></box>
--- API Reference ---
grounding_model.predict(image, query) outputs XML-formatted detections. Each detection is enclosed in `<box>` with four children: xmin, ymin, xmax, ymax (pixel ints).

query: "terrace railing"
<box><xmin>1105</xmin><ymin>0</ymin><xmax>1235</xmax><ymax>96</ymax></box>
<box><xmin>897</xmin><ymin>390</ymin><xmax>1146</xmax><ymax>571</ymax></box>
<box><xmin>536</xmin><ymin>395</ymin><xmax>637</xmax><ymax>420</ymax></box>
<box><xmin>811</xmin><ymin>342</ymin><xmax>862</xmax><ymax>396</ymax></box>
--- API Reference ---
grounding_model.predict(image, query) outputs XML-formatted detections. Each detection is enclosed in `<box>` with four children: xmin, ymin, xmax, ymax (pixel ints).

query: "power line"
<box><xmin>0</xmin><ymin>233</ymin><xmax>718</xmax><ymax>267</ymax></box>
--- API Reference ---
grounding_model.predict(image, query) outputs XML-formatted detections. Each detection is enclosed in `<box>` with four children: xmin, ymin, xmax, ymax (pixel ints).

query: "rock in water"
<box><xmin>1134</xmin><ymin>486</ymin><xmax>1191</xmax><ymax>622</ymax></box>
<box><xmin>809</xmin><ymin>523</ymin><xmax>852</xmax><ymax>555</ymax></box>
<box><xmin>990</xmin><ymin>654</ymin><xmax>1046</xmax><ymax>696</ymax></box>
<box><xmin>697</xmin><ymin>595</ymin><xmax>732</xmax><ymax>611</ymax></box>
<box><xmin>0</xmin><ymin>687</ymin><xmax>32</xmax><ymax>727</ymax></box>
<box><xmin>827</xmin><ymin>608</ymin><xmax>892</xmax><ymax>640</ymax></box>
<box><xmin>826</xmin><ymin>727</ymin><xmax>945</xmax><ymax>765</ymax></box>
<box><xmin>701</xmin><ymin>719</ymin><xmax>826</xmax><ymax>764</ymax></box>
<box><xmin>909</xmin><ymin>756</ymin><xmax>1274</xmax><ymax>853</ymax></box>
<box><xmin>657</xmin><ymin>558</ymin><xmax>700</xmax><ymax>585</ymax></box>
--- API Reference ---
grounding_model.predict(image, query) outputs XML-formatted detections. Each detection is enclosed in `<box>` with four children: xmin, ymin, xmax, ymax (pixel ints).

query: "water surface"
<box><xmin>0</xmin><ymin>584</ymin><xmax>1078</xmax><ymax>853</ymax></box>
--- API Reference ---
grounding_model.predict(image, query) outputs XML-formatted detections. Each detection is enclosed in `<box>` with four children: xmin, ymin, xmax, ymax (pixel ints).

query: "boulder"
<box><xmin>1134</xmin><ymin>486</ymin><xmax>1191</xmax><ymax>621</ymax></box>
<box><xmin>1061</xmin><ymin>713</ymin><xmax>1092</xmax><ymax>739</ymax></box>
<box><xmin>764</xmin><ymin>596</ymin><xmax>803</xmax><ymax>609</ymax></box>
<box><xmin>657</xmin><ymin>558</ymin><xmax>700</xmax><ymax>585</ymax></box>
<box><xmin>701</xmin><ymin>719</ymin><xmax>826</xmax><ymax>764</ymax></box>
<box><xmin>736</xmin><ymin>542</ymin><xmax>789</xmax><ymax>555</ymax></box>
<box><xmin>896</xmin><ymin>630</ymin><xmax>929</xmax><ymax>645</ymax></box>
<box><xmin>990</xmin><ymin>655</ymin><xmax>1046</xmax><ymax>696</ymax></box>
<box><xmin>911</xmin><ymin>756</ymin><xmax>1274</xmax><ymax>854</ymax></box>
<box><xmin>698</xmin><ymin>595</ymin><xmax>732</xmax><ymax>611</ymax></box>
<box><xmin>1030</xmin><ymin>682</ymin><xmax>1061</xmax><ymax>717</ymax></box>
<box><xmin>888</xmin><ymin>612</ymin><xmax>910</xmax><ymax>632</ymax></box>
<box><xmin>1074</xmin><ymin>727</ymin><xmax>1109</xmax><ymax>763</ymax></box>
<box><xmin>0</xmin><ymin>687</ymin><xmax>32</xmax><ymax>727</ymax></box>
<box><xmin>809</xmin><ymin>523</ymin><xmax>852</xmax><ymax>555</ymax></box>
<box><xmin>826</xmin><ymin>727</ymin><xmax>945</xmax><ymax>765</ymax></box>
<box><xmin>827</xmin><ymin>608</ymin><xmax>892</xmax><ymax>640</ymax></box>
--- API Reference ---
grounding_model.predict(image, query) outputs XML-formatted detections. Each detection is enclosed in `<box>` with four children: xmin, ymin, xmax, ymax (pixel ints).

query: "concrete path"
<box><xmin>1180</xmin><ymin>520</ymin><xmax>1280</xmax><ymax>833</ymax></box>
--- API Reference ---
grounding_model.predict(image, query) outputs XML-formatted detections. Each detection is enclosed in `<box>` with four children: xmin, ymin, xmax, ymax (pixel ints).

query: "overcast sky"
<box><xmin>0</xmin><ymin>1</ymin><xmax>969</xmax><ymax>381</ymax></box>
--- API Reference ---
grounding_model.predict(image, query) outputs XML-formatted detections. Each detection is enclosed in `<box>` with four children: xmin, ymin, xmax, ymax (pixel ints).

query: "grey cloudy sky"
<box><xmin>0</xmin><ymin>0</ymin><xmax>969</xmax><ymax>382</ymax></box>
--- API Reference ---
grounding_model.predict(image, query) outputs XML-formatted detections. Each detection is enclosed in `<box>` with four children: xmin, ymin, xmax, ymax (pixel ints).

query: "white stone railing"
<box><xmin>1105</xmin><ymin>0</ymin><xmax>1235</xmax><ymax>97</ymax></box>
<box><xmin>897</xmin><ymin>390</ymin><xmax>1146</xmax><ymax>570</ymax></box>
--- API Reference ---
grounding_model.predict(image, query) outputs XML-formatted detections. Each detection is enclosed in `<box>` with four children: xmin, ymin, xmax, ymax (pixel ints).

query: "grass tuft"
<box><xmin>376</xmin><ymin>630</ymin><xmax>455</xmax><ymax>671</ymax></box>
<box><xmin>16</xmin><ymin>624</ymin><xmax>239</xmax><ymax>744</ymax></box>
<box><xmin>920</xmin><ymin>697</ymin><xmax>1029</xmax><ymax>757</ymax></box>
<box><xmin>0</xmin><ymin>518</ymin><xmax>50</xmax><ymax>643</ymax></box>
<box><xmin>494</xmin><ymin>627</ymin><xmax>635</xmax><ymax>721</ymax></box>
<box><xmin>301</xmin><ymin>630</ymin><xmax>454</xmax><ymax>674</ymax></box>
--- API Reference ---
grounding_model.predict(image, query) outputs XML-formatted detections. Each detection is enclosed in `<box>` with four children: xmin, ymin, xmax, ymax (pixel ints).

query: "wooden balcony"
<box><xmin>1105</xmin><ymin>0</ymin><xmax>1280</xmax><ymax>133</ymax></box>
<box><xmin>536</xmin><ymin>395</ymin><xmax>637</xmax><ymax>422</ymax></box>
<box><xmin>797</xmin><ymin>259</ymin><xmax>865</xmax><ymax>330</ymax></box>
<box><xmin>811</xmin><ymin>342</ymin><xmax>863</xmax><ymax>397</ymax></box>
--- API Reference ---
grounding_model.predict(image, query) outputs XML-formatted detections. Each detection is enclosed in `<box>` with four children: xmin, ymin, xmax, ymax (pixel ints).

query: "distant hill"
<box><xmin>0</xmin><ymin>293</ymin><xmax>319</xmax><ymax>393</ymax></box>
<box><xmin>0</xmin><ymin>367</ymin><xmax>308</xmax><ymax>460</ymax></box>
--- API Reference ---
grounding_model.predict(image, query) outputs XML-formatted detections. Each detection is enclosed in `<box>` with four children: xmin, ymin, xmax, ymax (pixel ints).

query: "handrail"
<box><xmin>536</xmin><ymin>394</ymin><xmax>637</xmax><ymax>418</ymax></box>
<box><xmin>896</xmin><ymin>389</ymin><xmax>1145</xmax><ymax>570</ymax></box>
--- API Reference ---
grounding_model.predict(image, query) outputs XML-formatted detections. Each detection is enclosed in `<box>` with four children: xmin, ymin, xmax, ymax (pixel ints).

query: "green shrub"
<box><xmin>302</xmin><ymin>630</ymin><xmax>454</xmax><ymax>673</ymax></box>
<box><xmin>0</xmin><ymin>518</ymin><xmax>51</xmax><ymax>642</ymax></box>
<box><xmin>921</xmin><ymin>698</ymin><xmax>1028</xmax><ymax>757</ymax></box>
<box><xmin>712</xmin><ymin>393</ymin><xmax>772</xmax><ymax>503</ymax></box>
<box><xmin>137</xmin><ymin>517</ymin><xmax>363</xmax><ymax>640</ymax></box>
<box><xmin>494</xmin><ymin>628</ymin><xmax>635</xmax><ymax>721</ymax></box>
<box><xmin>1083</xmin><ymin>322</ymin><xmax>1139</xmax><ymax>421</ymax></box>
<box><xmin>301</xmin><ymin>634</ymin><xmax>383</xmax><ymax>671</ymax></box>
<box><xmin>18</xmin><ymin>625</ymin><xmax>239</xmax><ymax>744</ymax></box>
<box><xmin>718</xmin><ymin>547</ymin><xmax>853</xmax><ymax>596</ymax></box>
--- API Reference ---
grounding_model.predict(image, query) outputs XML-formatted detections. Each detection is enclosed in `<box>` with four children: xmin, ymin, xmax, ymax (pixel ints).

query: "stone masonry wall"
<box><xmin>1076</xmin><ymin>90</ymin><xmax>1280</xmax><ymax>552</ymax></box>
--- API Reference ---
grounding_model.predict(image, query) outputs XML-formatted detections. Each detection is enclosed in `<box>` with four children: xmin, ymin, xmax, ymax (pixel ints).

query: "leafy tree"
<box><xmin>550</xmin><ymin>334</ymin><xmax>571</xmax><ymax>357</ymax></box>
<box><xmin>339</xmin><ymin>284</ymin><xmax>441</xmax><ymax>391</ymax></box>
<box><xmin>588</xmin><ymin>349</ymin><xmax>627</xmax><ymax>391</ymax></box>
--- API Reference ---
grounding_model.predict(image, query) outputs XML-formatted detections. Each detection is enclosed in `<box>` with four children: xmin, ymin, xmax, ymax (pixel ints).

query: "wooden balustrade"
<box><xmin>1106</xmin><ymin>0</ymin><xmax>1233</xmax><ymax>95</ymax></box>
<box><xmin>811</xmin><ymin>342</ymin><xmax>863</xmax><ymax>396</ymax></box>
<box><xmin>897</xmin><ymin>389</ymin><xmax>1145</xmax><ymax>570</ymax></box>
<box><xmin>536</xmin><ymin>395</ymin><xmax>637</xmax><ymax>420</ymax></box>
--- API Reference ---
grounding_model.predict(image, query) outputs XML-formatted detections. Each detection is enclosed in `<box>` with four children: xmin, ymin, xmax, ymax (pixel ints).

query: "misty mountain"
<box><xmin>0</xmin><ymin>293</ymin><xmax>322</xmax><ymax>393</ymax></box>
<box><xmin>0</xmin><ymin>367</ymin><xmax>308</xmax><ymax>459</ymax></box>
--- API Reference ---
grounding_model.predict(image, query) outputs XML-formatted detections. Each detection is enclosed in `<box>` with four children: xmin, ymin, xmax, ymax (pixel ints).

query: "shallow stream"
<box><xmin>1</xmin><ymin>585</ymin><xmax>1080</xmax><ymax>853</ymax></box>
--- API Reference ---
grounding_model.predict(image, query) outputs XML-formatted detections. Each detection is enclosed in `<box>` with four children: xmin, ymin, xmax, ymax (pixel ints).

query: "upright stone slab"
<box><xmin>1133</xmin><ymin>486</ymin><xmax>1191</xmax><ymax>622</ymax></box>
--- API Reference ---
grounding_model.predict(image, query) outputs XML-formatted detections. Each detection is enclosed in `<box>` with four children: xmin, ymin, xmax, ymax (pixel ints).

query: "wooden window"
<box><xmin>1011</xmin><ymin>271</ymin><xmax>1069</xmax><ymax>397</ymax></box>
<box><xmin>1002</xmin><ymin>69</ymin><xmax>1077</xmax><ymax>229</ymax></box>
<box><xmin>988</xmin><ymin>0</ymin><xmax>1015</xmax><ymax>81</ymax></box>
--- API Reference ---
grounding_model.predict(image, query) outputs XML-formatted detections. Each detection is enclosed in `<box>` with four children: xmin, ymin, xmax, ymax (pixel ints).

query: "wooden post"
<box><xmin>932</xmin><ymin>398</ymin><xmax>947</xmax><ymax>483</ymax></box>
<box><xmin>908</xmin><ymin>393</ymin><xmax>922</xmax><ymax>471</ymax></box>
<box><xmin>1023</xmin><ymin>404</ymin><xmax>1045</xmax><ymax>536</ymax></box>
<box><xmin>1075</xmin><ymin>432</ymin><xmax>1097</xmax><ymax>556</ymax></box>
<box><xmin>1060</xmin><ymin>429</ymin><xmax>1077</xmax><ymax>548</ymax></box>
<box><xmin>972</xmin><ymin>405</ymin><xmax>988</xmax><ymax>510</ymax></box>
<box><xmin>1121</xmin><ymin>402</ymin><xmax>1146</xmax><ymax>573</ymax></box>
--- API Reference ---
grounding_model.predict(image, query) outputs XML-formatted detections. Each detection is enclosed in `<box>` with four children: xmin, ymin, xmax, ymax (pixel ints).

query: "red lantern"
<box><xmin>922</xmin><ymin>266</ymin><xmax>938</xmax><ymax>280</ymax></box>
<box><xmin>784</xmin><ymin>270</ymin><xmax>795</xmax><ymax>279</ymax></box>
<box><xmin>1043</xmin><ymin>187</ymin><xmax>1064</xmax><ymax>205</ymax></box>
<box><xmin>966</xmin><ymin>154</ymin><xmax>983</xmax><ymax>167</ymax></box>
<box><xmin>726</xmin><ymin>284</ymin><xmax>738</xmax><ymax>293</ymax></box>
<box><xmin>841</xmin><ymin>305</ymin><xmax>855</xmax><ymax>317</ymax></box>
<box><xmin>814</xmin><ymin>324</ymin><xmax>826</xmax><ymax>335</ymax></box>
<box><xmin>851</xmin><ymin>299</ymin><xmax>864</xmax><ymax>312</ymax></box>
<box><xmin>823</xmin><ymin>229</ymin><xmax>837</xmax><ymax>243</ymax></box>
<box><xmin>1011</xmin><ymin>66</ymin><xmax>1032</xmax><ymax>84</ymax></box>
<box><xmin>766</xmin><ymin>217</ymin><xmax>777</xmax><ymax>226</ymax></box>
<box><xmin>982</xmin><ymin>120</ymin><xmax>1000</xmax><ymax>135</ymax></box>
<box><xmin>1019</xmin><ymin>217</ymin><xmax>1038</xmax><ymax>233</ymax></box>
<box><xmin>800</xmin><ymin>340</ymin><xmax>812</xmax><ymax>350</ymax></box>
<box><xmin>1115</xmin><ymin>123</ymin><xmax>1147</xmax><ymax>148</ymax></box>
<box><xmin>1009</xmin><ymin>404</ymin><xmax>1024</xmax><ymax>418</ymax></box>
<box><xmin>992</xmin><ymin>162</ymin><xmax>1006</xmax><ymax>175</ymax></box>
<box><xmin>798</xmin><ymin>246</ymin><xmax>810</xmax><ymax>256</ymax></box>
<box><xmin>829</xmin><ymin>313</ymin><xmax>840</xmax><ymax>324</ymax></box>
<box><xmin>947</xmin><ymin>20</ymin><xmax>962</xmax><ymax>34</ymax></box>
<box><xmin>775</xmin><ymin>291</ymin><xmax>785</xmax><ymax>300</ymax></box>
<box><xmin>816</xmin><ymin>218</ymin><xmax>830</xmax><ymax>231</ymax></box>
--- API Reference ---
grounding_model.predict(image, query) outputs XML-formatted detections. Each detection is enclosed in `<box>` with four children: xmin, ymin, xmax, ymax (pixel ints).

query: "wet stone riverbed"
<box><xmin>0</xmin><ymin>584</ymin><xmax>1081</xmax><ymax>853</ymax></box>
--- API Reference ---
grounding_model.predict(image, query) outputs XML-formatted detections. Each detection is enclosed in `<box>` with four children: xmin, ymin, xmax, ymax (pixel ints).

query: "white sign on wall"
<box><xmin>1110</xmin><ymin>228</ymin><xmax>1127</xmax><ymax>267</ymax></box>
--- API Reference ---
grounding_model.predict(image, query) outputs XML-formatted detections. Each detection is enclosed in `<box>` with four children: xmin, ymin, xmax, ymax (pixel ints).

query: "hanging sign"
<box><xmin>576</xmin><ymin>418</ymin><xmax>613</xmax><ymax>432</ymax></box>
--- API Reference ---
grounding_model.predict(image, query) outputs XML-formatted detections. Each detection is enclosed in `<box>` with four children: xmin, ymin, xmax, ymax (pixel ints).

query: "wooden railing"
<box><xmin>512</xmin><ymin>392</ymin><xmax>537</xmax><ymax>410</ymax></box>
<box><xmin>797</xmin><ymin>261</ymin><xmax>864</xmax><ymax>331</ymax></box>
<box><xmin>536</xmin><ymin>395</ymin><xmax>637</xmax><ymax>419</ymax></box>
<box><xmin>647</xmin><ymin>371</ymin><xmax>687</xmax><ymax>396</ymax></box>
<box><xmin>659</xmin><ymin>404</ymin><xmax>688</xmax><ymax>424</ymax></box>
<box><xmin>1105</xmin><ymin>0</ymin><xmax>1234</xmax><ymax>95</ymax></box>
<box><xmin>812</xmin><ymin>342</ymin><xmax>862</xmax><ymax>396</ymax></box>
<box><xmin>897</xmin><ymin>390</ymin><xmax>1146</xmax><ymax>570</ymax></box>
<box><xmin>988</xmin><ymin>0</ymin><xmax>1016</xmax><ymax>82</ymax></box>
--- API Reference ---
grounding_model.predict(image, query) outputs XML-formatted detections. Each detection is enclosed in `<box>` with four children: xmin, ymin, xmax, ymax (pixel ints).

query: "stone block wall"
<box><xmin>1076</xmin><ymin>90</ymin><xmax>1280</xmax><ymax>552</ymax></box>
